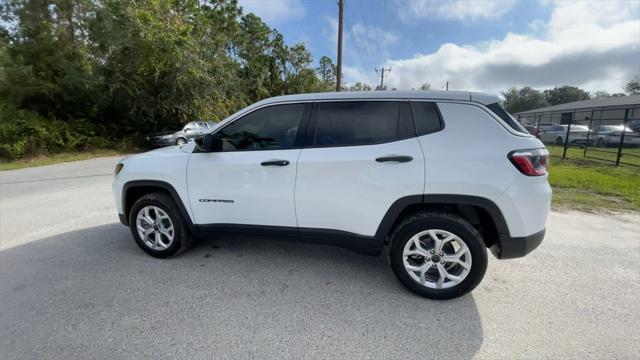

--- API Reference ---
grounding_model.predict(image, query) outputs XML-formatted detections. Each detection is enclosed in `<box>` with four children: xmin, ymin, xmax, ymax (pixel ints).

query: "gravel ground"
<box><xmin>1</xmin><ymin>156</ymin><xmax>638</xmax><ymax>359</ymax></box>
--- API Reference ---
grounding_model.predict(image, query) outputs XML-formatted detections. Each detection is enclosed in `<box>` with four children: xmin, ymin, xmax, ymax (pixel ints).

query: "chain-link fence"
<box><xmin>517</xmin><ymin>105</ymin><xmax>640</xmax><ymax>166</ymax></box>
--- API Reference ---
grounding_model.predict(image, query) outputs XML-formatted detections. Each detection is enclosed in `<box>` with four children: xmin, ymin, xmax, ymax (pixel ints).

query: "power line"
<box><xmin>367</xmin><ymin>0</ymin><xmax>386</xmax><ymax>59</ymax></box>
<box><xmin>344</xmin><ymin>13</ymin><xmax>375</xmax><ymax>85</ymax></box>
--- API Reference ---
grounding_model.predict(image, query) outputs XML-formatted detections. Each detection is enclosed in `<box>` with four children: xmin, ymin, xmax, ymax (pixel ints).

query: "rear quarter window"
<box><xmin>486</xmin><ymin>103</ymin><xmax>529</xmax><ymax>134</ymax></box>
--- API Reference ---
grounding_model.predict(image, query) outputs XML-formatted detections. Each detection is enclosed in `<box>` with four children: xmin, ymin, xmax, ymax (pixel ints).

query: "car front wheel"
<box><xmin>129</xmin><ymin>192</ymin><xmax>192</xmax><ymax>258</ymax></box>
<box><xmin>389</xmin><ymin>212</ymin><xmax>488</xmax><ymax>300</ymax></box>
<box><xmin>176</xmin><ymin>137</ymin><xmax>187</xmax><ymax>146</ymax></box>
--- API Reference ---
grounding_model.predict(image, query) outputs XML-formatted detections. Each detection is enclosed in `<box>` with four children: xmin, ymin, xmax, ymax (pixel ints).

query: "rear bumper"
<box><xmin>490</xmin><ymin>229</ymin><xmax>545</xmax><ymax>259</ymax></box>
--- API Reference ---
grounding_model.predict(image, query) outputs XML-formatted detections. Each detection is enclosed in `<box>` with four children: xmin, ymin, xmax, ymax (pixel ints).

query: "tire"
<box><xmin>596</xmin><ymin>138</ymin><xmax>605</xmax><ymax>147</ymax></box>
<box><xmin>389</xmin><ymin>211</ymin><xmax>488</xmax><ymax>300</ymax></box>
<box><xmin>555</xmin><ymin>136</ymin><xmax>564</xmax><ymax>145</ymax></box>
<box><xmin>128</xmin><ymin>192</ymin><xmax>193</xmax><ymax>258</ymax></box>
<box><xmin>176</xmin><ymin>137</ymin><xmax>187</xmax><ymax>146</ymax></box>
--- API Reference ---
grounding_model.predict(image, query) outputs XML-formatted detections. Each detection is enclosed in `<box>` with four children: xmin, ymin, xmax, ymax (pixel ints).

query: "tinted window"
<box><xmin>312</xmin><ymin>101</ymin><xmax>407</xmax><ymax>147</ymax></box>
<box><xmin>397</xmin><ymin>102</ymin><xmax>415</xmax><ymax>138</ymax></box>
<box><xmin>411</xmin><ymin>101</ymin><xmax>442</xmax><ymax>135</ymax></box>
<box><xmin>486</xmin><ymin>103</ymin><xmax>528</xmax><ymax>134</ymax></box>
<box><xmin>217</xmin><ymin>104</ymin><xmax>305</xmax><ymax>151</ymax></box>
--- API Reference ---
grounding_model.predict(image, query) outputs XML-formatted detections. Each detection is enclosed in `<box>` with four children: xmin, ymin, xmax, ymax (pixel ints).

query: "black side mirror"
<box><xmin>203</xmin><ymin>133</ymin><xmax>223</xmax><ymax>152</ymax></box>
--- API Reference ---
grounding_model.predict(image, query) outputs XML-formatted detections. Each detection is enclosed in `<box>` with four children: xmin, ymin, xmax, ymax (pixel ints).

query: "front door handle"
<box><xmin>375</xmin><ymin>155</ymin><xmax>413</xmax><ymax>163</ymax></box>
<box><xmin>261</xmin><ymin>160</ymin><xmax>290</xmax><ymax>166</ymax></box>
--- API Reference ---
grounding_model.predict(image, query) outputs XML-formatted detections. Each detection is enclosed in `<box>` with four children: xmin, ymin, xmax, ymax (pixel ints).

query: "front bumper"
<box><xmin>119</xmin><ymin>213</ymin><xmax>128</xmax><ymax>226</ymax></box>
<box><xmin>490</xmin><ymin>229</ymin><xmax>545</xmax><ymax>259</ymax></box>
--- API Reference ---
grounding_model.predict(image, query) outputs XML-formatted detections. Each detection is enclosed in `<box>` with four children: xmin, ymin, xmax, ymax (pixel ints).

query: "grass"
<box><xmin>546</xmin><ymin>145</ymin><xmax>640</xmax><ymax>212</ymax></box>
<box><xmin>0</xmin><ymin>149</ymin><xmax>126</xmax><ymax>171</ymax></box>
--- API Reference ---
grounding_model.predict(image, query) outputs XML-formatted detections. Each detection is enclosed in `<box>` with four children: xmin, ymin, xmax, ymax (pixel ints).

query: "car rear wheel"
<box><xmin>389</xmin><ymin>212</ymin><xmax>488</xmax><ymax>300</ymax></box>
<box><xmin>129</xmin><ymin>192</ymin><xmax>192</xmax><ymax>258</ymax></box>
<box><xmin>596</xmin><ymin>138</ymin><xmax>605</xmax><ymax>147</ymax></box>
<box><xmin>176</xmin><ymin>137</ymin><xmax>187</xmax><ymax>146</ymax></box>
<box><xmin>555</xmin><ymin>136</ymin><xmax>564</xmax><ymax>145</ymax></box>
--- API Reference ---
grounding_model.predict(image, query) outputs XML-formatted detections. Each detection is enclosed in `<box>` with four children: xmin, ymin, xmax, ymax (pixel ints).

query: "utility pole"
<box><xmin>375</xmin><ymin>66</ymin><xmax>391</xmax><ymax>90</ymax></box>
<box><xmin>336</xmin><ymin>0</ymin><xmax>344</xmax><ymax>92</ymax></box>
<box><xmin>445</xmin><ymin>81</ymin><xmax>449</xmax><ymax>91</ymax></box>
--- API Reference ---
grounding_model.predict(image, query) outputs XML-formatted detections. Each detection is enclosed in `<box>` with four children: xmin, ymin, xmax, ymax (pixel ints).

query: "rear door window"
<box><xmin>311</xmin><ymin>101</ymin><xmax>412</xmax><ymax>147</ymax></box>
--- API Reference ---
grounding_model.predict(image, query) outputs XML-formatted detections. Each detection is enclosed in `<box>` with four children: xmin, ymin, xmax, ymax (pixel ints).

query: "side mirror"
<box><xmin>203</xmin><ymin>133</ymin><xmax>223</xmax><ymax>152</ymax></box>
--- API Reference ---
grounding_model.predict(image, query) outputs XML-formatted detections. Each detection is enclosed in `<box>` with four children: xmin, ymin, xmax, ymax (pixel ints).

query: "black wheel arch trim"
<box><xmin>374</xmin><ymin>194</ymin><xmax>511</xmax><ymax>245</ymax></box>
<box><xmin>122</xmin><ymin>180</ymin><xmax>196</xmax><ymax>233</ymax></box>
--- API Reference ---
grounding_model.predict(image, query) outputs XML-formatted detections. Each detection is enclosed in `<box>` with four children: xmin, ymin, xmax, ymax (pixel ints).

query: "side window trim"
<box><xmin>409</xmin><ymin>100</ymin><xmax>445</xmax><ymax>136</ymax></box>
<box><xmin>304</xmin><ymin>100</ymin><xmax>415</xmax><ymax>149</ymax></box>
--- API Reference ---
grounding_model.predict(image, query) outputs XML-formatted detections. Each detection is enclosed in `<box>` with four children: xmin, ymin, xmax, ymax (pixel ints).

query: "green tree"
<box><xmin>543</xmin><ymin>85</ymin><xmax>591</xmax><ymax>105</ymax></box>
<box><xmin>1</xmin><ymin>0</ymin><xmax>100</xmax><ymax>121</ymax></box>
<box><xmin>348</xmin><ymin>82</ymin><xmax>372</xmax><ymax>91</ymax></box>
<box><xmin>91</xmin><ymin>0</ymin><xmax>235</xmax><ymax>133</ymax></box>
<box><xmin>417</xmin><ymin>82</ymin><xmax>431</xmax><ymax>90</ymax></box>
<box><xmin>316</xmin><ymin>55</ymin><xmax>336</xmax><ymax>91</ymax></box>
<box><xmin>502</xmin><ymin>87</ymin><xmax>549</xmax><ymax>113</ymax></box>
<box><xmin>624</xmin><ymin>76</ymin><xmax>640</xmax><ymax>95</ymax></box>
<box><xmin>0</xmin><ymin>0</ymin><xmax>335</xmax><ymax>159</ymax></box>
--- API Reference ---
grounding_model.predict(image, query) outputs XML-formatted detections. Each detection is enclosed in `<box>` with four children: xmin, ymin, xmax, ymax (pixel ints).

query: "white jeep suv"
<box><xmin>113</xmin><ymin>91</ymin><xmax>551</xmax><ymax>299</ymax></box>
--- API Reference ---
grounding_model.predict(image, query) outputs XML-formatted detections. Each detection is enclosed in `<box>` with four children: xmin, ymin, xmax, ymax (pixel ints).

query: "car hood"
<box><xmin>119</xmin><ymin>142</ymin><xmax>194</xmax><ymax>163</ymax></box>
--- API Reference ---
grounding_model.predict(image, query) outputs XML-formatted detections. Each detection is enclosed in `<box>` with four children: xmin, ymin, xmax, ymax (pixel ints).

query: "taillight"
<box><xmin>508</xmin><ymin>148</ymin><xmax>549</xmax><ymax>176</ymax></box>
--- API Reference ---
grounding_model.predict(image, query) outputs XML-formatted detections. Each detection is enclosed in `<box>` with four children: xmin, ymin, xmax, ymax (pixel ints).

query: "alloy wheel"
<box><xmin>402</xmin><ymin>229</ymin><xmax>472</xmax><ymax>289</ymax></box>
<box><xmin>136</xmin><ymin>206</ymin><xmax>175</xmax><ymax>250</ymax></box>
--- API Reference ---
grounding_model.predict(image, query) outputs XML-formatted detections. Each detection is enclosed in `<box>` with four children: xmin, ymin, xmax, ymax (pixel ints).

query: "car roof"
<box><xmin>251</xmin><ymin>90</ymin><xmax>500</xmax><ymax>106</ymax></box>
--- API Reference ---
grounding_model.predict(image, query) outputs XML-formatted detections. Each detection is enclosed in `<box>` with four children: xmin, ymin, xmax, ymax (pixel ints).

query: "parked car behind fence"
<box><xmin>593</xmin><ymin>125</ymin><xmax>640</xmax><ymax>147</ymax></box>
<box><xmin>540</xmin><ymin>125</ymin><xmax>592</xmax><ymax>145</ymax></box>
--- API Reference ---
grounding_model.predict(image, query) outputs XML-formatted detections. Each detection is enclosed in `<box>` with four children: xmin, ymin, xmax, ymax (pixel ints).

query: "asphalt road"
<box><xmin>1</xmin><ymin>156</ymin><xmax>639</xmax><ymax>359</ymax></box>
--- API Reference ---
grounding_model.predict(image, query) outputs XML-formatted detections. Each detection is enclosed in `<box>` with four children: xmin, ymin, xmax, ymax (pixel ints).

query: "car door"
<box><xmin>187</xmin><ymin>103</ymin><xmax>309</xmax><ymax>227</ymax></box>
<box><xmin>541</xmin><ymin>126</ymin><xmax>560</xmax><ymax>143</ymax></box>
<box><xmin>295</xmin><ymin>100</ymin><xmax>424</xmax><ymax>238</ymax></box>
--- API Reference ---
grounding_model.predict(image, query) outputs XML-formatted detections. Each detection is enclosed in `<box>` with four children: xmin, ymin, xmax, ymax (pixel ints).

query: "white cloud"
<box><xmin>528</xmin><ymin>19</ymin><xmax>546</xmax><ymax>32</ymax></box>
<box><xmin>342</xmin><ymin>65</ymin><xmax>372</xmax><ymax>85</ymax></box>
<box><xmin>238</xmin><ymin>0</ymin><xmax>305</xmax><ymax>24</ymax></box>
<box><xmin>351</xmin><ymin>22</ymin><xmax>399</xmax><ymax>59</ymax></box>
<box><xmin>385</xmin><ymin>0</ymin><xmax>640</xmax><ymax>94</ymax></box>
<box><xmin>397</xmin><ymin>0</ymin><xmax>518</xmax><ymax>23</ymax></box>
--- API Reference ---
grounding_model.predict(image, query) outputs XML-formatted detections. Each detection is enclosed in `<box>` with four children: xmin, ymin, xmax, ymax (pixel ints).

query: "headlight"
<box><xmin>114</xmin><ymin>163</ymin><xmax>124</xmax><ymax>175</ymax></box>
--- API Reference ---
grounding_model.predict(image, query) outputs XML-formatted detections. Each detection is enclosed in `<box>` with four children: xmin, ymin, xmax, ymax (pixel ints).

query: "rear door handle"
<box><xmin>375</xmin><ymin>155</ymin><xmax>413</xmax><ymax>163</ymax></box>
<box><xmin>261</xmin><ymin>160</ymin><xmax>290</xmax><ymax>166</ymax></box>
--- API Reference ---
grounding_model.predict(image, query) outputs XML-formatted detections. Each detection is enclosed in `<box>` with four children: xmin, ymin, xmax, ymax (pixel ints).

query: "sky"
<box><xmin>238</xmin><ymin>0</ymin><xmax>640</xmax><ymax>94</ymax></box>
